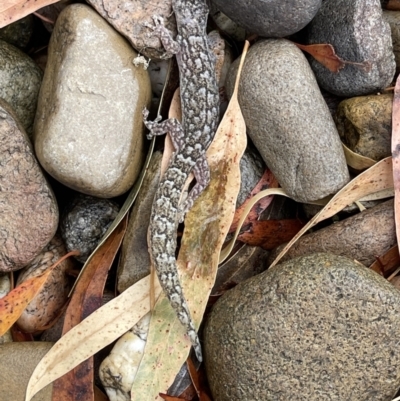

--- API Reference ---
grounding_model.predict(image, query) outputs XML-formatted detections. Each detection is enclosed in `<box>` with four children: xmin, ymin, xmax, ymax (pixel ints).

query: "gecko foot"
<box><xmin>143</xmin><ymin>108</ymin><xmax>163</xmax><ymax>140</ymax></box>
<box><xmin>143</xmin><ymin>15</ymin><xmax>164</xmax><ymax>32</ymax></box>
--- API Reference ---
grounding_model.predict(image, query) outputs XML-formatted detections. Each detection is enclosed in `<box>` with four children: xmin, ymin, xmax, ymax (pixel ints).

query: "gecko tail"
<box><xmin>166</xmin><ymin>283</ymin><xmax>203</xmax><ymax>361</ymax></box>
<box><xmin>177</xmin><ymin>303</ymin><xmax>203</xmax><ymax>362</ymax></box>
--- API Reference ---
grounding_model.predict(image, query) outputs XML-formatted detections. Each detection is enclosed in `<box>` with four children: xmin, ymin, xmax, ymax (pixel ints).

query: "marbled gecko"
<box><xmin>143</xmin><ymin>0</ymin><xmax>219</xmax><ymax>361</ymax></box>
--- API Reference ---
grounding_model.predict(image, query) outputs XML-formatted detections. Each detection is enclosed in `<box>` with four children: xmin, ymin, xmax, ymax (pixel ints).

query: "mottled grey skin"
<box><xmin>143</xmin><ymin>0</ymin><xmax>219</xmax><ymax>361</ymax></box>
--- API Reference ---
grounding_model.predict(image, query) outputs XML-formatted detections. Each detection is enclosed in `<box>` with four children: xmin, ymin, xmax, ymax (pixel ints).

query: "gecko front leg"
<box><xmin>143</xmin><ymin>108</ymin><xmax>185</xmax><ymax>151</ymax></box>
<box><xmin>144</xmin><ymin>15</ymin><xmax>180</xmax><ymax>58</ymax></box>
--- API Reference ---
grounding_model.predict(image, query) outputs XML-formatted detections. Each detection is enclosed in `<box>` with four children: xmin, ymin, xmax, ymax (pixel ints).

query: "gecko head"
<box><xmin>173</xmin><ymin>0</ymin><xmax>209</xmax><ymax>32</ymax></box>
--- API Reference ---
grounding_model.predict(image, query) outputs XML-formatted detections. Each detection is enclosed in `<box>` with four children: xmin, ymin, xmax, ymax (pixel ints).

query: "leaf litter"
<box><xmin>129</xmin><ymin>40</ymin><xmax>249</xmax><ymax>401</ymax></box>
<box><xmin>51</xmin><ymin>217</ymin><xmax>127</xmax><ymax>401</ymax></box>
<box><xmin>25</xmin><ymin>41</ymin><xmax>250</xmax><ymax>401</ymax></box>
<box><xmin>0</xmin><ymin>250</ymin><xmax>79</xmax><ymax>337</ymax></box>
<box><xmin>8</xmin><ymin>10</ymin><xmax>398</xmax><ymax>400</ymax></box>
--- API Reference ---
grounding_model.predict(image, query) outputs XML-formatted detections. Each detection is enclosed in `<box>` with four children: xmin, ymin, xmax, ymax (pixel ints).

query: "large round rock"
<box><xmin>307</xmin><ymin>0</ymin><xmax>395</xmax><ymax>96</ymax></box>
<box><xmin>226</xmin><ymin>39</ymin><xmax>349</xmax><ymax>202</ymax></box>
<box><xmin>33</xmin><ymin>4</ymin><xmax>151</xmax><ymax>198</ymax></box>
<box><xmin>210</xmin><ymin>0</ymin><xmax>321</xmax><ymax>37</ymax></box>
<box><xmin>204</xmin><ymin>253</ymin><xmax>400</xmax><ymax>400</ymax></box>
<box><xmin>0</xmin><ymin>100</ymin><xmax>58</xmax><ymax>272</ymax></box>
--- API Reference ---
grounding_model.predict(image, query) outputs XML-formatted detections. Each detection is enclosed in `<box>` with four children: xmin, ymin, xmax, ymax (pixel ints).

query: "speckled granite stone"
<box><xmin>205</xmin><ymin>253</ymin><xmax>400</xmax><ymax>401</ymax></box>
<box><xmin>0</xmin><ymin>99</ymin><xmax>58</xmax><ymax>272</ymax></box>
<box><xmin>335</xmin><ymin>94</ymin><xmax>392</xmax><ymax>160</ymax></box>
<box><xmin>16</xmin><ymin>234</ymin><xmax>72</xmax><ymax>333</ymax></box>
<box><xmin>0</xmin><ymin>15</ymin><xmax>34</xmax><ymax>49</ymax></box>
<box><xmin>226</xmin><ymin>39</ymin><xmax>349</xmax><ymax>203</ymax></box>
<box><xmin>60</xmin><ymin>194</ymin><xmax>119</xmax><ymax>263</ymax></box>
<box><xmin>210</xmin><ymin>0</ymin><xmax>321</xmax><ymax>37</ymax></box>
<box><xmin>0</xmin><ymin>40</ymin><xmax>42</xmax><ymax>134</ymax></box>
<box><xmin>85</xmin><ymin>0</ymin><xmax>176</xmax><ymax>59</ymax></box>
<box><xmin>307</xmin><ymin>0</ymin><xmax>395</xmax><ymax>96</ymax></box>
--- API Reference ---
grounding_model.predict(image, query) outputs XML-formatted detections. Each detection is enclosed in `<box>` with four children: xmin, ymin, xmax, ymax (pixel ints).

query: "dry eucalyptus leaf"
<box><xmin>0</xmin><ymin>0</ymin><xmax>60</xmax><ymax>28</ymax></box>
<box><xmin>25</xmin><ymin>274</ymin><xmax>162</xmax><ymax>401</ymax></box>
<box><xmin>294</xmin><ymin>42</ymin><xmax>371</xmax><ymax>73</ymax></box>
<box><xmin>369</xmin><ymin>245</ymin><xmax>399</xmax><ymax>275</ymax></box>
<box><xmin>51</xmin><ymin>217</ymin><xmax>127</xmax><ymax>401</ymax></box>
<box><xmin>129</xmin><ymin>41</ymin><xmax>249</xmax><ymax>401</ymax></box>
<box><xmin>0</xmin><ymin>252</ymin><xmax>77</xmax><ymax>337</ymax></box>
<box><xmin>342</xmin><ymin>143</ymin><xmax>376</xmax><ymax>171</ymax></box>
<box><xmin>270</xmin><ymin>157</ymin><xmax>393</xmax><ymax>268</ymax></box>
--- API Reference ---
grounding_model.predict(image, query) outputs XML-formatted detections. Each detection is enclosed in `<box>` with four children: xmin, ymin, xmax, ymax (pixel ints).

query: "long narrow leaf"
<box><xmin>0</xmin><ymin>251</ymin><xmax>78</xmax><ymax>336</ymax></box>
<box><xmin>0</xmin><ymin>0</ymin><xmax>60</xmax><ymax>28</ymax></box>
<box><xmin>130</xmin><ymin>41</ymin><xmax>250</xmax><ymax>401</ymax></box>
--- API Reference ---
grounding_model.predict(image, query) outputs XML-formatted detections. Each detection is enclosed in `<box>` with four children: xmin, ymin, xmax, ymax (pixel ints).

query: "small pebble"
<box><xmin>60</xmin><ymin>194</ymin><xmax>119</xmax><ymax>263</ymax></box>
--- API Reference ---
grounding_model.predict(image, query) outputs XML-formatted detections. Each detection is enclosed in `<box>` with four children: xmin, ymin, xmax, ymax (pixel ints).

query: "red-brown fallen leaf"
<box><xmin>186</xmin><ymin>358</ymin><xmax>213</xmax><ymax>401</ymax></box>
<box><xmin>369</xmin><ymin>245</ymin><xmax>400</xmax><ymax>276</ymax></box>
<box><xmin>237</xmin><ymin>219</ymin><xmax>304</xmax><ymax>249</ymax></box>
<box><xmin>0</xmin><ymin>250</ymin><xmax>79</xmax><ymax>336</ymax></box>
<box><xmin>294</xmin><ymin>43</ymin><xmax>371</xmax><ymax>73</ymax></box>
<box><xmin>386</xmin><ymin>0</ymin><xmax>400</xmax><ymax>10</ymax></box>
<box><xmin>159</xmin><ymin>394</ymin><xmax>187</xmax><ymax>401</ymax></box>
<box><xmin>11</xmin><ymin>325</ymin><xmax>34</xmax><ymax>342</ymax></box>
<box><xmin>159</xmin><ymin>357</ymin><xmax>211</xmax><ymax>401</ymax></box>
<box><xmin>229</xmin><ymin>169</ymin><xmax>278</xmax><ymax>233</ymax></box>
<box><xmin>0</xmin><ymin>0</ymin><xmax>61</xmax><ymax>28</ymax></box>
<box><xmin>51</xmin><ymin>217</ymin><xmax>127</xmax><ymax>401</ymax></box>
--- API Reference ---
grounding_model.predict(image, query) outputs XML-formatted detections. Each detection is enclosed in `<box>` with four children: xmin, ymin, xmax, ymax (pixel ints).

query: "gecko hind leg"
<box><xmin>178</xmin><ymin>154</ymin><xmax>210</xmax><ymax>222</ymax></box>
<box><xmin>143</xmin><ymin>108</ymin><xmax>185</xmax><ymax>151</ymax></box>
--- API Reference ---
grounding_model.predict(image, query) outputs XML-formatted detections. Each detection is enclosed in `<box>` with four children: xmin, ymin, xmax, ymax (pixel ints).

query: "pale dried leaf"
<box><xmin>219</xmin><ymin>188</ymin><xmax>291</xmax><ymax>263</ymax></box>
<box><xmin>25</xmin><ymin>275</ymin><xmax>162</xmax><ymax>401</ymax></box>
<box><xmin>129</xmin><ymin>41</ymin><xmax>250</xmax><ymax>401</ymax></box>
<box><xmin>270</xmin><ymin>157</ymin><xmax>393</xmax><ymax>268</ymax></box>
<box><xmin>0</xmin><ymin>0</ymin><xmax>60</xmax><ymax>28</ymax></box>
<box><xmin>342</xmin><ymin>143</ymin><xmax>376</xmax><ymax>171</ymax></box>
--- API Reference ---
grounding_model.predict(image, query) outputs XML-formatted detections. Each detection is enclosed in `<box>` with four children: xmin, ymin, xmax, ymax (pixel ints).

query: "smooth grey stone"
<box><xmin>0</xmin><ymin>100</ymin><xmax>58</xmax><ymax>272</ymax></box>
<box><xmin>268</xmin><ymin>199</ymin><xmax>396</xmax><ymax>267</ymax></box>
<box><xmin>335</xmin><ymin>93</ymin><xmax>392</xmax><ymax>160</ymax></box>
<box><xmin>307</xmin><ymin>0</ymin><xmax>395</xmax><ymax>96</ymax></box>
<box><xmin>60</xmin><ymin>194</ymin><xmax>119</xmax><ymax>263</ymax></box>
<box><xmin>0</xmin><ymin>342</ymin><xmax>54</xmax><ymax>401</ymax></box>
<box><xmin>236</xmin><ymin>146</ymin><xmax>265</xmax><ymax>206</ymax></box>
<box><xmin>384</xmin><ymin>10</ymin><xmax>400</xmax><ymax>72</ymax></box>
<box><xmin>205</xmin><ymin>253</ymin><xmax>400</xmax><ymax>401</ymax></box>
<box><xmin>208</xmin><ymin>7</ymin><xmax>246</xmax><ymax>42</ymax></box>
<box><xmin>226</xmin><ymin>39</ymin><xmax>349</xmax><ymax>203</ymax></box>
<box><xmin>34</xmin><ymin>4</ymin><xmax>151</xmax><ymax>198</ymax></box>
<box><xmin>0</xmin><ymin>40</ymin><xmax>42</xmax><ymax>135</ymax></box>
<box><xmin>0</xmin><ymin>341</ymin><xmax>108</xmax><ymax>401</ymax></box>
<box><xmin>117</xmin><ymin>152</ymin><xmax>162</xmax><ymax>293</ymax></box>
<box><xmin>0</xmin><ymin>15</ymin><xmax>34</xmax><ymax>49</ymax></box>
<box><xmin>210</xmin><ymin>0</ymin><xmax>321</xmax><ymax>37</ymax></box>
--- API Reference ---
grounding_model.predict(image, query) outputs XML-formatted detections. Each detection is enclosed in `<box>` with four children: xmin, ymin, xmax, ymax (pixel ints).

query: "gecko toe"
<box><xmin>142</xmin><ymin>107</ymin><xmax>149</xmax><ymax>119</ymax></box>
